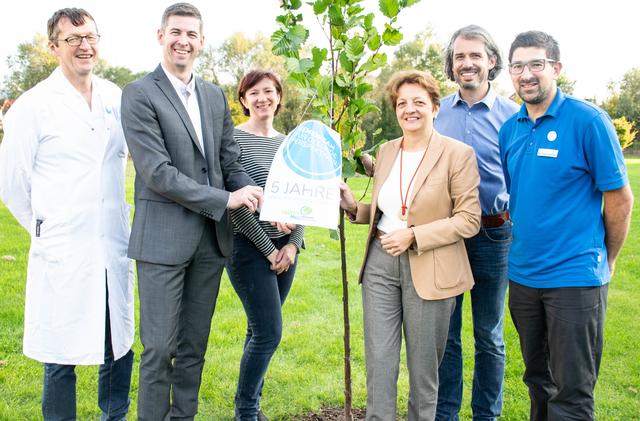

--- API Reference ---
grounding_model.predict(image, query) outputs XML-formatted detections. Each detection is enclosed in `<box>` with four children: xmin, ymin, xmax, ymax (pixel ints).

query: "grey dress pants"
<box><xmin>362</xmin><ymin>239</ymin><xmax>456</xmax><ymax>421</ymax></box>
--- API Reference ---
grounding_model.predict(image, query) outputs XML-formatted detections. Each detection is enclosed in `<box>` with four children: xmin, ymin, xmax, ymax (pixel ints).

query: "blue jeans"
<box><xmin>42</xmin><ymin>295</ymin><xmax>134</xmax><ymax>421</ymax></box>
<box><xmin>226</xmin><ymin>234</ymin><xmax>297</xmax><ymax>421</ymax></box>
<box><xmin>436</xmin><ymin>222</ymin><xmax>511</xmax><ymax>421</ymax></box>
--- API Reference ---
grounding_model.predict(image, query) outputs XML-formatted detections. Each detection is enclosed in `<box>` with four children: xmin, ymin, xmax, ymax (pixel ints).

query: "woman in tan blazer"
<box><xmin>340</xmin><ymin>70</ymin><xmax>481</xmax><ymax>421</ymax></box>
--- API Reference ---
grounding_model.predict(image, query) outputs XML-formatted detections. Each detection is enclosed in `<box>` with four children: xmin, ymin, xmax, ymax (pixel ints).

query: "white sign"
<box><xmin>260</xmin><ymin>120</ymin><xmax>342</xmax><ymax>229</ymax></box>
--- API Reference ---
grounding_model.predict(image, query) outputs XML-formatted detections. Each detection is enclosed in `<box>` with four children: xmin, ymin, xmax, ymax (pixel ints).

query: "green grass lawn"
<box><xmin>0</xmin><ymin>159</ymin><xmax>639</xmax><ymax>420</ymax></box>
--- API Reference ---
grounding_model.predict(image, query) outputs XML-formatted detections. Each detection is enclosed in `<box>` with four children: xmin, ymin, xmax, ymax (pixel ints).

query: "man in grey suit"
<box><xmin>121</xmin><ymin>3</ymin><xmax>263</xmax><ymax>420</ymax></box>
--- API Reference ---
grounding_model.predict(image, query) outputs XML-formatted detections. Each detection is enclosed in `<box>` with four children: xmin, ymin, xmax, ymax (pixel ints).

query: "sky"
<box><xmin>0</xmin><ymin>0</ymin><xmax>637</xmax><ymax>101</ymax></box>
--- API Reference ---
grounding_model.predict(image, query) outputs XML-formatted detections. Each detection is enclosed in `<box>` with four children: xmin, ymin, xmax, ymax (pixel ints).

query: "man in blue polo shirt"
<box><xmin>434</xmin><ymin>25</ymin><xmax>518</xmax><ymax>421</ymax></box>
<box><xmin>499</xmin><ymin>31</ymin><xmax>633</xmax><ymax>421</ymax></box>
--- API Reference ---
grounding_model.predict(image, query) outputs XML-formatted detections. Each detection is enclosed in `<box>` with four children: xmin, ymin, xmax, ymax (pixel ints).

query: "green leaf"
<box><xmin>315</xmin><ymin>75</ymin><xmax>332</xmax><ymax>98</ymax></box>
<box><xmin>363</xmin><ymin>13</ymin><xmax>375</xmax><ymax>30</ymax></box>
<box><xmin>367</xmin><ymin>32</ymin><xmax>381</xmax><ymax>51</ymax></box>
<box><xmin>358</xmin><ymin>52</ymin><xmax>387</xmax><ymax>73</ymax></box>
<box><xmin>339</xmin><ymin>51</ymin><xmax>355</xmax><ymax>73</ymax></box>
<box><xmin>328</xmin><ymin>5</ymin><xmax>345</xmax><ymax>26</ymax></box>
<box><xmin>311</xmin><ymin>47</ymin><xmax>328</xmax><ymax>72</ymax></box>
<box><xmin>313</xmin><ymin>0</ymin><xmax>328</xmax><ymax>14</ymax></box>
<box><xmin>379</xmin><ymin>0</ymin><xmax>400</xmax><ymax>18</ymax></box>
<box><xmin>357</xmin><ymin>101</ymin><xmax>379</xmax><ymax>117</ymax></box>
<box><xmin>342</xmin><ymin>157</ymin><xmax>357</xmax><ymax>178</ymax></box>
<box><xmin>400</xmin><ymin>0</ymin><xmax>421</xmax><ymax>6</ymax></box>
<box><xmin>335</xmin><ymin>74</ymin><xmax>351</xmax><ymax>88</ymax></box>
<box><xmin>289</xmin><ymin>0</ymin><xmax>303</xmax><ymax>9</ymax></box>
<box><xmin>287</xmin><ymin>73</ymin><xmax>310</xmax><ymax>90</ymax></box>
<box><xmin>356</xmin><ymin>82</ymin><xmax>374</xmax><ymax>97</ymax></box>
<box><xmin>382</xmin><ymin>25</ymin><xmax>403</xmax><ymax>46</ymax></box>
<box><xmin>286</xmin><ymin>57</ymin><xmax>314</xmax><ymax>74</ymax></box>
<box><xmin>345</xmin><ymin>36</ymin><xmax>364</xmax><ymax>61</ymax></box>
<box><xmin>347</xmin><ymin>5</ymin><xmax>365</xmax><ymax>17</ymax></box>
<box><xmin>288</xmin><ymin>24</ymin><xmax>309</xmax><ymax>48</ymax></box>
<box><xmin>271</xmin><ymin>29</ymin><xmax>292</xmax><ymax>56</ymax></box>
<box><xmin>275</xmin><ymin>14</ymin><xmax>292</xmax><ymax>26</ymax></box>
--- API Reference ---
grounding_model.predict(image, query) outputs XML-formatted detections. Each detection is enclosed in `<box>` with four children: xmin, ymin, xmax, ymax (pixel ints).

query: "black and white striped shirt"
<box><xmin>231</xmin><ymin>128</ymin><xmax>305</xmax><ymax>257</ymax></box>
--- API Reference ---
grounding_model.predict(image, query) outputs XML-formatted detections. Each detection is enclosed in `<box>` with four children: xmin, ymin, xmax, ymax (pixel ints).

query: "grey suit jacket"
<box><xmin>121</xmin><ymin>65</ymin><xmax>253</xmax><ymax>264</ymax></box>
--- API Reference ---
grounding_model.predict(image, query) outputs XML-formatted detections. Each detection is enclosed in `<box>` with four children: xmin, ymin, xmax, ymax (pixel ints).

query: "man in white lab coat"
<box><xmin>0</xmin><ymin>8</ymin><xmax>134</xmax><ymax>421</ymax></box>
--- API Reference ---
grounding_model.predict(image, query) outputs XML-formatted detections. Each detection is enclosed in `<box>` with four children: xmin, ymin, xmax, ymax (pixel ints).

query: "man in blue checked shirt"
<box><xmin>500</xmin><ymin>31</ymin><xmax>633</xmax><ymax>421</ymax></box>
<box><xmin>434</xmin><ymin>25</ymin><xmax>519</xmax><ymax>421</ymax></box>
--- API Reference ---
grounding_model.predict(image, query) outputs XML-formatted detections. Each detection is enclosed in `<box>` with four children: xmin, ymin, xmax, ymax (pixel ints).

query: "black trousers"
<box><xmin>508</xmin><ymin>281</ymin><xmax>608</xmax><ymax>421</ymax></box>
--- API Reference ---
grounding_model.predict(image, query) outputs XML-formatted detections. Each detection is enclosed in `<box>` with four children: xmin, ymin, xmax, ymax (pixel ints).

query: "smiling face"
<box><xmin>49</xmin><ymin>17</ymin><xmax>99</xmax><ymax>80</ymax></box>
<box><xmin>510</xmin><ymin>46</ymin><xmax>561</xmax><ymax>106</ymax></box>
<box><xmin>452</xmin><ymin>36</ymin><xmax>496</xmax><ymax>92</ymax></box>
<box><xmin>157</xmin><ymin>14</ymin><xmax>204</xmax><ymax>79</ymax></box>
<box><xmin>240</xmin><ymin>77</ymin><xmax>281</xmax><ymax>121</ymax></box>
<box><xmin>395</xmin><ymin>83</ymin><xmax>438</xmax><ymax>136</ymax></box>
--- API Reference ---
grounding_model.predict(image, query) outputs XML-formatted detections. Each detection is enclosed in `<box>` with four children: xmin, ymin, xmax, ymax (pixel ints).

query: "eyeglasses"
<box><xmin>55</xmin><ymin>34</ymin><xmax>101</xmax><ymax>47</ymax></box>
<box><xmin>508</xmin><ymin>59</ymin><xmax>556</xmax><ymax>75</ymax></box>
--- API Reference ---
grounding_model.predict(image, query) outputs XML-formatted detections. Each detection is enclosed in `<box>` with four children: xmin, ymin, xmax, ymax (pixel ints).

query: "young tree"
<box><xmin>271</xmin><ymin>0</ymin><xmax>421</xmax><ymax>418</ymax></box>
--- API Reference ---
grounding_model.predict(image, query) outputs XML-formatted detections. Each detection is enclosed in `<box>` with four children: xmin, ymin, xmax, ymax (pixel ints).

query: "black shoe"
<box><xmin>257</xmin><ymin>410</ymin><xmax>269</xmax><ymax>421</ymax></box>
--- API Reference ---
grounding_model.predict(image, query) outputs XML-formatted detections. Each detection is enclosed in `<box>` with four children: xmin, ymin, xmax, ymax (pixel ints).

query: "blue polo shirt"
<box><xmin>499</xmin><ymin>88</ymin><xmax>628</xmax><ymax>288</ymax></box>
<box><xmin>435</xmin><ymin>86</ymin><xmax>519</xmax><ymax>215</ymax></box>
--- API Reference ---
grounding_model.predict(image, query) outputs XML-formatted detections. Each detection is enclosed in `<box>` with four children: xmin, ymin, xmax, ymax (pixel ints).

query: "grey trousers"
<box><xmin>362</xmin><ymin>239</ymin><xmax>456</xmax><ymax>421</ymax></box>
<box><xmin>509</xmin><ymin>281</ymin><xmax>608</xmax><ymax>421</ymax></box>
<box><xmin>137</xmin><ymin>222</ymin><xmax>226</xmax><ymax>421</ymax></box>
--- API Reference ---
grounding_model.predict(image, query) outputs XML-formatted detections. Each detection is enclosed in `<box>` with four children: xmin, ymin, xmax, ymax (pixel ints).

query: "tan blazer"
<box><xmin>352</xmin><ymin>131</ymin><xmax>481</xmax><ymax>300</ymax></box>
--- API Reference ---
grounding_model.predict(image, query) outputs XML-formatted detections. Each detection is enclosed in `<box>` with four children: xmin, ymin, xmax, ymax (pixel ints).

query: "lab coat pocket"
<box><xmin>31</xmin><ymin>217</ymin><xmax>70</xmax><ymax>263</ymax></box>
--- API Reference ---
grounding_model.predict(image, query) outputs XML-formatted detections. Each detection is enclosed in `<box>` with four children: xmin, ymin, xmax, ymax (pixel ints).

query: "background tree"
<box><xmin>612</xmin><ymin>116</ymin><xmax>636</xmax><ymax>151</ymax></box>
<box><xmin>556</xmin><ymin>72</ymin><xmax>575</xmax><ymax>95</ymax></box>
<box><xmin>271</xmin><ymin>0</ymin><xmax>421</xmax><ymax>418</ymax></box>
<box><xmin>603</xmin><ymin>68</ymin><xmax>640</xmax><ymax>132</ymax></box>
<box><xmin>1</xmin><ymin>35</ymin><xmax>57</xmax><ymax>101</ymax></box>
<box><xmin>94</xmin><ymin>62</ymin><xmax>146</xmax><ymax>89</ymax></box>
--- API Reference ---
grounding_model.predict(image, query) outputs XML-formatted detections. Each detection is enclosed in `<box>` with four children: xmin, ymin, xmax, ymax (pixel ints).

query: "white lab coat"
<box><xmin>0</xmin><ymin>68</ymin><xmax>134</xmax><ymax>365</ymax></box>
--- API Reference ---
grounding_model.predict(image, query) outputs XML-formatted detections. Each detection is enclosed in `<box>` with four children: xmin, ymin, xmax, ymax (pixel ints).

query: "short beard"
<box><xmin>520</xmin><ymin>86</ymin><xmax>550</xmax><ymax>105</ymax></box>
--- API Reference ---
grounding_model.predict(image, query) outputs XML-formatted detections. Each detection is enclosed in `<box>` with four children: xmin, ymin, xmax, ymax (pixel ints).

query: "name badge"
<box><xmin>537</xmin><ymin>148</ymin><xmax>558</xmax><ymax>158</ymax></box>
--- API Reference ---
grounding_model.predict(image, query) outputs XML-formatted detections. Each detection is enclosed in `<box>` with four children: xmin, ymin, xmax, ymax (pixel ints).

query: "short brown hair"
<box><xmin>386</xmin><ymin>70</ymin><xmax>440</xmax><ymax>109</ymax></box>
<box><xmin>47</xmin><ymin>8</ymin><xmax>95</xmax><ymax>44</ymax></box>
<box><xmin>237</xmin><ymin>70</ymin><xmax>284</xmax><ymax>117</ymax></box>
<box><xmin>161</xmin><ymin>3</ymin><xmax>203</xmax><ymax>32</ymax></box>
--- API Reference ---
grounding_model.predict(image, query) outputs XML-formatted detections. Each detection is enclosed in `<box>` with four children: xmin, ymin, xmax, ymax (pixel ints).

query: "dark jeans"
<box><xmin>436</xmin><ymin>223</ymin><xmax>511</xmax><ymax>421</ymax></box>
<box><xmin>226</xmin><ymin>234</ymin><xmax>297</xmax><ymax>421</ymax></box>
<box><xmin>42</xmin><ymin>297</ymin><xmax>134</xmax><ymax>421</ymax></box>
<box><xmin>509</xmin><ymin>281</ymin><xmax>608</xmax><ymax>421</ymax></box>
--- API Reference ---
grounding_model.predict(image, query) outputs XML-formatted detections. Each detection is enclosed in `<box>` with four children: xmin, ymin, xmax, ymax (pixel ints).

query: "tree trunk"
<box><xmin>339</xmin><ymin>208</ymin><xmax>353</xmax><ymax>421</ymax></box>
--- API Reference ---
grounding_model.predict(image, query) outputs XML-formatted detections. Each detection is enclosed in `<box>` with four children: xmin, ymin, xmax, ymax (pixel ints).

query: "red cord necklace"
<box><xmin>399</xmin><ymin>130</ymin><xmax>433</xmax><ymax>221</ymax></box>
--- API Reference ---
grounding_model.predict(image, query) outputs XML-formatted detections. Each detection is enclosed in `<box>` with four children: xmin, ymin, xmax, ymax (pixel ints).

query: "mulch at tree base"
<box><xmin>293</xmin><ymin>407</ymin><xmax>367</xmax><ymax>420</ymax></box>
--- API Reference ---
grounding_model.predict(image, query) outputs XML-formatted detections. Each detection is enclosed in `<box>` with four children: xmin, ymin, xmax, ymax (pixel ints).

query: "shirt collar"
<box><xmin>516</xmin><ymin>87</ymin><xmax>565</xmax><ymax>121</ymax></box>
<box><xmin>451</xmin><ymin>83</ymin><xmax>497</xmax><ymax>110</ymax></box>
<box><xmin>161</xmin><ymin>63</ymin><xmax>196</xmax><ymax>97</ymax></box>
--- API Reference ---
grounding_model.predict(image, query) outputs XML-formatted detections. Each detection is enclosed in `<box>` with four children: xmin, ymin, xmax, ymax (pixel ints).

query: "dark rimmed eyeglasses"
<box><xmin>508</xmin><ymin>59</ymin><xmax>556</xmax><ymax>75</ymax></box>
<box><xmin>55</xmin><ymin>34</ymin><xmax>101</xmax><ymax>47</ymax></box>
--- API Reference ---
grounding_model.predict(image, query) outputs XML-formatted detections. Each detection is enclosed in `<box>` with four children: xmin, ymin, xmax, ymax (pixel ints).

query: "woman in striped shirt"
<box><xmin>227</xmin><ymin>69</ymin><xmax>304</xmax><ymax>421</ymax></box>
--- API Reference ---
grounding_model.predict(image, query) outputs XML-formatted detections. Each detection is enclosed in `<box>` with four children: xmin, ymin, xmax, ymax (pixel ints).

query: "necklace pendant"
<box><xmin>399</xmin><ymin>208</ymin><xmax>408</xmax><ymax>221</ymax></box>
